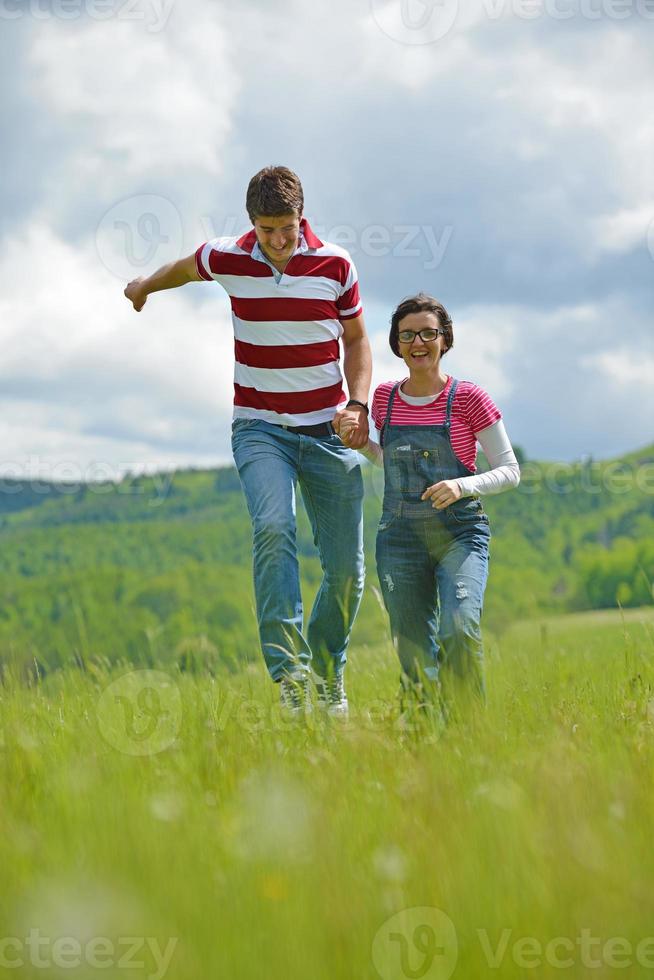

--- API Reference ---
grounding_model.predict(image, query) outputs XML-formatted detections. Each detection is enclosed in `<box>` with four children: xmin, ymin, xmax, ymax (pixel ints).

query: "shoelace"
<box><xmin>319</xmin><ymin>676</ymin><xmax>346</xmax><ymax>704</ymax></box>
<box><xmin>280</xmin><ymin>676</ymin><xmax>308</xmax><ymax>709</ymax></box>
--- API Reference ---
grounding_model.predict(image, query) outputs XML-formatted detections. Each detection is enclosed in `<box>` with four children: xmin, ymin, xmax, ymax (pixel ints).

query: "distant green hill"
<box><xmin>1</xmin><ymin>445</ymin><xmax>652</xmax><ymax>674</ymax></box>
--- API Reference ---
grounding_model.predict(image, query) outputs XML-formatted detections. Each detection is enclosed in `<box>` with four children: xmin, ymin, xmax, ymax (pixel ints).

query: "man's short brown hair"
<box><xmin>389</xmin><ymin>293</ymin><xmax>454</xmax><ymax>358</ymax></box>
<box><xmin>246</xmin><ymin>166</ymin><xmax>304</xmax><ymax>222</ymax></box>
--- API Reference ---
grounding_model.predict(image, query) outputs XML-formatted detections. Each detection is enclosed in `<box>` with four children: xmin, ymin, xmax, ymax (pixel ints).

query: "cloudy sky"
<box><xmin>2</xmin><ymin>0</ymin><xmax>653</xmax><ymax>479</ymax></box>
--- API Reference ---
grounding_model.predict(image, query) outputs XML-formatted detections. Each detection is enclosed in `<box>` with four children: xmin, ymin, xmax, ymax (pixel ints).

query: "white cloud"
<box><xmin>28</xmin><ymin>2</ymin><xmax>239</xmax><ymax>191</ymax></box>
<box><xmin>0</xmin><ymin>222</ymin><xmax>235</xmax><ymax>476</ymax></box>
<box><xmin>1</xmin><ymin>1</ymin><xmax>652</xmax><ymax>470</ymax></box>
<box><xmin>591</xmin><ymin>204</ymin><xmax>654</xmax><ymax>255</ymax></box>
<box><xmin>487</xmin><ymin>28</ymin><xmax>654</xmax><ymax>220</ymax></box>
<box><xmin>361</xmin><ymin>9</ymin><xmax>654</xmax><ymax>245</ymax></box>
<box><xmin>445</xmin><ymin>305</ymin><xmax>518</xmax><ymax>399</ymax></box>
<box><xmin>0</xmin><ymin>219</ymin><xmax>649</xmax><ymax>476</ymax></box>
<box><xmin>582</xmin><ymin>349</ymin><xmax>654</xmax><ymax>388</ymax></box>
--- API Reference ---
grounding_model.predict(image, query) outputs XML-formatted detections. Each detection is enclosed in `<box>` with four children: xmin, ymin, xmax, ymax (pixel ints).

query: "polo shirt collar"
<box><xmin>236</xmin><ymin>227</ymin><xmax>258</xmax><ymax>254</ymax></box>
<box><xmin>236</xmin><ymin>217</ymin><xmax>323</xmax><ymax>255</ymax></box>
<box><xmin>300</xmin><ymin>218</ymin><xmax>323</xmax><ymax>249</ymax></box>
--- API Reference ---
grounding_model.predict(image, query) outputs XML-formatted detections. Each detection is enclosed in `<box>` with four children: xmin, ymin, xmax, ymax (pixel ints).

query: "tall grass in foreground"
<box><xmin>1</xmin><ymin>609</ymin><xmax>654</xmax><ymax>979</ymax></box>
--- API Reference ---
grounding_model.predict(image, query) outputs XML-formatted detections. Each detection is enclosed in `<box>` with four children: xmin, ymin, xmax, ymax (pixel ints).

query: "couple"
<box><xmin>124</xmin><ymin>166</ymin><xmax>520</xmax><ymax>720</ymax></box>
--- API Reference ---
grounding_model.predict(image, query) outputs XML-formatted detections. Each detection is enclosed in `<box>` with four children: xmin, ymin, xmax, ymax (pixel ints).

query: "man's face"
<box><xmin>253</xmin><ymin>213</ymin><xmax>301</xmax><ymax>264</ymax></box>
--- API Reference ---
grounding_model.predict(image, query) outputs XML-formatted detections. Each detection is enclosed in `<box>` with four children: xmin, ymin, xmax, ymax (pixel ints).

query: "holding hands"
<box><xmin>333</xmin><ymin>408</ymin><xmax>463</xmax><ymax>509</ymax></box>
<box><xmin>333</xmin><ymin>405</ymin><xmax>369</xmax><ymax>449</ymax></box>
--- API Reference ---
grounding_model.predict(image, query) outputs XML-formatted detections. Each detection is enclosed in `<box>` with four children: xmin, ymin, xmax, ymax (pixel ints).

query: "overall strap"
<box><xmin>380</xmin><ymin>382</ymin><xmax>402</xmax><ymax>449</ymax></box>
<box><xmin>444</xmin><ymin>378</ymin><xmax>459</xmax><ymax>429</ymax></box>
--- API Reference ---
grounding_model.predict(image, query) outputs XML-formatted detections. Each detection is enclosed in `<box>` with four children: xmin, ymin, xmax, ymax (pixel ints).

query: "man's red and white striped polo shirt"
<box><xmin>195</xmin><ymin>219</ymin><xmax>363</xmax><ymax>427</ymax></box>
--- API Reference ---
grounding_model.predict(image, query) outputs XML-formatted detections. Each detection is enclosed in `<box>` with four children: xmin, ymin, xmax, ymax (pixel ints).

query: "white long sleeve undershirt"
<box><xmin>364</xmin><ymin>416</ymin><xmax>520</xmax><ymax>497</ymax></box>
<box><xmin>457</xmin><ymin>420</ymin><xmax>521</xmax><ymax>496</ymax></box>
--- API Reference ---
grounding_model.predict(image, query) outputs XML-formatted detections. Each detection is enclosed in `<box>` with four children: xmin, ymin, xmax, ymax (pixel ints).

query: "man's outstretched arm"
<box><xmin>124</xmin><ymin>253</ymin><xmax>202</xmax><ymax>312</ymax></box>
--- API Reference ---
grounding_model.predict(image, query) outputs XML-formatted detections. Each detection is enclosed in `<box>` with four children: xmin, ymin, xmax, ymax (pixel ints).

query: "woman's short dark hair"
<box><xmin>246</xmin><ymin>166</ymin><xmax>304</xmax><ymax>222</ymax></box>
<box><xmin>389</xmin><ymin>293</ymin><xmax>454</xmax><ymax>358</ymax></box>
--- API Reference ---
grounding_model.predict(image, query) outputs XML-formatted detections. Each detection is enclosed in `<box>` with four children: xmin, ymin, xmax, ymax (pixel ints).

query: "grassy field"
<box><xmin>1</xmin><ymin>607</ymin><xmax>654</xmax><ymax>979</ymax></box>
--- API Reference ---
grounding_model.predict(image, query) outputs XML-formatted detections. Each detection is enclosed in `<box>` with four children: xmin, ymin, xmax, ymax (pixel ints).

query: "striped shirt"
<box><xmin>371</xmin><ymin>376</ymin><xmax>502</xmax><ymax>472</ymax></box>
<box><xmin>195</xmin><ymin>219</ymin><xmax>362</xmax><ymax>426</ymax></box>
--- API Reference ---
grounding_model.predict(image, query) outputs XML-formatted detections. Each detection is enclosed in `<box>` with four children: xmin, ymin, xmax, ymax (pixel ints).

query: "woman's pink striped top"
<box><xmin>371</xmin><ymin>376</ymin><xmax>502</xmax><ymax>473</ymax></box>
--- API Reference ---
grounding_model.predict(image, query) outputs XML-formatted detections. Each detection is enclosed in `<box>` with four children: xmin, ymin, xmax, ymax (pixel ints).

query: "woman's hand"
<box><xmin>334</xmin><ymin>416</ymin><xmax>359</xmax><ymax>446</ymax></box>
<box><xmin>422</xmin><ymin>479</ymin><xmax>462</xmax><ymax>509</ymax></box>
<box><xmin>332</xmin><ymin>406</ymin><xmax>368</xmax><ymax>448</ymax></box>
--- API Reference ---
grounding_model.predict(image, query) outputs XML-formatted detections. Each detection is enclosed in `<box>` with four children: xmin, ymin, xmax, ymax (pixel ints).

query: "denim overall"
<box><xmin>375</xmin><ymin>379</ymin><xmax>491</xmax><ymax>699</ymax></box>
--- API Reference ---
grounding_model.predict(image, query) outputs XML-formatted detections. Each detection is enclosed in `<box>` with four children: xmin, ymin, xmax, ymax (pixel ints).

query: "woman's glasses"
<box><xmin>398</xmin><ymin>328</ymin><xmax>442</xmax><ymax>343</ymax></box>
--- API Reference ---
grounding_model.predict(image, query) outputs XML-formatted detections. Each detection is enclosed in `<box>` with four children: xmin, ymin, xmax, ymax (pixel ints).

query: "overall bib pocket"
<box><xmin>390</xmin><ymin>446</ymin><xmax>442</xmax><ymax>495</ymax></box>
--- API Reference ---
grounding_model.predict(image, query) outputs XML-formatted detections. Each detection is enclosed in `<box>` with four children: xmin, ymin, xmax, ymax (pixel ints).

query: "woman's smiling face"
<box><xmin>397</xmin><ymin>310</ymin><xmax>445</xmax><ymax>372</ymax></box>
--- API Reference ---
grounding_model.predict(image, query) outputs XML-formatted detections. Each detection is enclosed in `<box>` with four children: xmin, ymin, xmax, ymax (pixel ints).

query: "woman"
<box><xmin>338</xmin><ymin>294</ymin><xmax>520</xmax><ymax>715</ymax></box>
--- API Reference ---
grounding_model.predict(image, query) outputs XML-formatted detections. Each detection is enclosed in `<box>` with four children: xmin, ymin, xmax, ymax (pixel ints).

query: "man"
<box><xmin>124</xmin><ymin>166</ymin><xmax>371</xmax><ymax>716</ymax></box>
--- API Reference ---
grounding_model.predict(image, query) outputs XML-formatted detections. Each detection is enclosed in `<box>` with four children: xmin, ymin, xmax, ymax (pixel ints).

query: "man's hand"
<box><xmin>124</xmin><ymin>278</ymin><xmax>148</xmax><ymax>312</ymax></box>
<box><xmin>123</xmin><ymin>254</ymin><xmax>201</xmax><ymax>312</ymax></box>
<box><xmin>422</xmin><ymin>479</ymin><xmax>463</xmax><ymax>509</ymax></box>
<box><xmin>333</xmin><ymin>405</ymin><xmax>369</xmax><ymax>449</ymax></box>
<box><xmin>339</xmin><ymin>313</ymin><xmax>372</xmax><ymax>449</ymax></box>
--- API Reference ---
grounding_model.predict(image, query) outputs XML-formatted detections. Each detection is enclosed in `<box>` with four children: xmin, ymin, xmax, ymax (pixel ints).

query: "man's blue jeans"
<box><xmin>231</xmin><ymin>419</ymin><xmax>365</xmax><ymax>681</ymax></box>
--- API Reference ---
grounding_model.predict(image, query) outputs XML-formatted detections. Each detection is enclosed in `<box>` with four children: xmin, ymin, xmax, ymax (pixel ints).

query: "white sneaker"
<box><xmin>316</xmin><ymin>674</ymin><xmax>349</xmax><ymax>718</ymax></box>
<box><xmin>279</xmin><ymin>672</ymin><xmax>312</xmax><ymax>716</ymax></box>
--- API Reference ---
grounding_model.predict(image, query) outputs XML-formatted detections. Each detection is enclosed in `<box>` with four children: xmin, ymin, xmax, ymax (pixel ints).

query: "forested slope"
<box><xmin>1</xmin><ymin>445</ymin><xmax>652</xmax><ymax>672</ymax></box>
